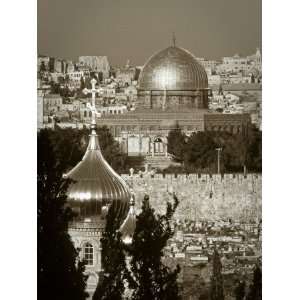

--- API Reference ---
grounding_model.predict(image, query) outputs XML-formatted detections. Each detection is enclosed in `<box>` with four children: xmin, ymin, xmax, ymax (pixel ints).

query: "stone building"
<box><xmin>37</xmin><ymin>55</ymin><xmax>50</xmax><ymax>72</ymax></box>
<box><xmin>66</xmin><ymin>60</ymin><xmax>75</xmax><ymax>73</ymax></box>
<box><xmin>54</xmin><ymin>59</ymin><xmax>67</xmax><ymax>73</ymax></box>
<box><xmin>96</xmin><ymin>44</ymin><xmax>250</xmax><ymax>163</ymax></box>
<box><xmin>78</xmin><ymin>56</ymin><xmax>110</xmax><ymax>79</ymax></box>
<box><xmin>68</xmin><ymin>70</ymin><xmax>90</xmax><ymax>89</ymax></box>
<box><xmin>115</xmin><ymin>60</ymin><xmax>138</xmax><ymax>85</ymax></box>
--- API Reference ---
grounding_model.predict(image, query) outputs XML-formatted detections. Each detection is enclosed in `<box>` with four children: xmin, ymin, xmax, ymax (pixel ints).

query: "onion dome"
<box><xmin>65</xmin><ymin>125</ymin><xmax>131</xmax><ymax>220</ymax></box>
<box><xmin>138</xmin><ymin>46</ymin><xmax>208</xmax><ymax>91</ymax></box>
<box><xmin>119</xmin><ymin>194</ymin><xmax>136</xmax><ymax>244</ymax></box>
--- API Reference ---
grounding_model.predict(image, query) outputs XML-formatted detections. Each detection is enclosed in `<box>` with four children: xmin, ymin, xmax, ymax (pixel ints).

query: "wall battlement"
<box><xmin>121</xmin><ymin>173</ymin><xmax>262</xmax><ymax>222</ymax></box>
<box><xmin>121</xmin><ymin>173</ymin><xmax>261</xmax><ymax>182</ymax></box>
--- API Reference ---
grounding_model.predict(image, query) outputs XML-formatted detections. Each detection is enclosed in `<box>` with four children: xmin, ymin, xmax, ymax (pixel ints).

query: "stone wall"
<box><xmin>121</xmin><ymin>173</ymin><xmax>262</xmax><ymax>222</ymax></box>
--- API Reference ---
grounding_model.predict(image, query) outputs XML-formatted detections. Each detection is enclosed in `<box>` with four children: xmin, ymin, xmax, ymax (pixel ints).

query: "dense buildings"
<box><xmin>37</xmin><ymin>47</ymin><xmax>262</xmax><ymax>154</ymax></box>
<box><xmin>97</xmin><ymin>44</ymin><xmax>251</xmax><ymax>163</ymax></box>
<box><xmin>123</xmin><ymin>171</ymin><xmax>261</xmax><ymax>299</ymax></box>
<box><xmin>37</xmin><ymin>46</ymin><xmax>262</xmax><ymax>299</ymax></box>
<box><xmin>78</xmin><ymin>56</ymin><xmax>110</xmax><ymax>79</ymax></box>
<box><xmin>115</xmin><ymin>60</ymin><xmax>138</xmax><ymax>85</ymax></box>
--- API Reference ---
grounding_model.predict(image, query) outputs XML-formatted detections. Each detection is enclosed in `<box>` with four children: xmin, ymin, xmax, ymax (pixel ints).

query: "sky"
<box><xmin>37</xmin><ymin>0</ymin><xmax>261</xmax><ymax>66</ymax></box>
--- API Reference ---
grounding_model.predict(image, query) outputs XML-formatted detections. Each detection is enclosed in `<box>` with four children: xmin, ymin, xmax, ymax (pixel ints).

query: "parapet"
<box><xmin>121</xmin><ymin>173</ymin><xmax>261</xmax><ymax>183</ymax></box>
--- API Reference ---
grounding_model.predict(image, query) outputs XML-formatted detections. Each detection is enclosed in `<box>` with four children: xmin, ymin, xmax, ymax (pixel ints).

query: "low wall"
<box><xmin>121</xmin><ymin>173</ymin><xmax>262</xmax><ymax>222</ymax></box>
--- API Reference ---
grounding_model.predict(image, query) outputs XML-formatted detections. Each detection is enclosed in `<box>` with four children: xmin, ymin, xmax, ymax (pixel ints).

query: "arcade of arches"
<box><xmin>119</xmin><ymin>134</ymin><xmax>168</xmax><ymax>157</ymax></box>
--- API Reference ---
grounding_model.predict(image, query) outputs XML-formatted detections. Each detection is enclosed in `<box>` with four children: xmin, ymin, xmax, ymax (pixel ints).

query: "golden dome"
<box><xmin>65</xmin><ymin>129</ymin><xmax>130</xmax><ymax>219</ymax></box>
<box><xmin>138</xmin><ymin>46</ymin><xmax>208</xmax><ymax>91</ymax></box>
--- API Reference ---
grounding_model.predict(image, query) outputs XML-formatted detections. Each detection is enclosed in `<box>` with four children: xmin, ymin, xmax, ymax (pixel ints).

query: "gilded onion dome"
<box><xmin>138</xmin><ymin>46</ymin><xmax>208</xmax><ymax>91</ymax></box>
<box><xmin>119</xmin><ymin>195</ymin><xmax>136</xmax><ymax>244</ymax></box>
<box><xmin>65</xmin><ymin>125</ymin><xmax>131</xmax><ymax>219</ymax></box>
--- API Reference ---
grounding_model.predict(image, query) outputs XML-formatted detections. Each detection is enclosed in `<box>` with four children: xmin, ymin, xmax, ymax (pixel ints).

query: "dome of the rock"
<box><xmin>138</xmin><ymin>46</ymin><xmax>208</xmax><ymax>91</ymax></box>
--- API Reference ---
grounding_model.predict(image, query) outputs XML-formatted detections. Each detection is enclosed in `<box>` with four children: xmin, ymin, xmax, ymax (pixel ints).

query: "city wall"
<box><xmin>121</xmin><ymin>173</ymin><xmax>262</xmax><ymax>222</ymax></box>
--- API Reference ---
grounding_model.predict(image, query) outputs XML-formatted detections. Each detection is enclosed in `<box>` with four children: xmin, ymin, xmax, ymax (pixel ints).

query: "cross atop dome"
<box><xmin>65</xmin><ymin>77</ymin><xmax>131</xmax><ymax>211</ymax></box>
<box><xmin>83</xmin><ymin>78</ymin><xmax>103</xmax><ymax>127</ymax></box>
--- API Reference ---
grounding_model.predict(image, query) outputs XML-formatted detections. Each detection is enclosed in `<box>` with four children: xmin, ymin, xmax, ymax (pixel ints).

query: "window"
<box><xmin>83</xmin><ymin>243</ymin><xmax>94</xmax><ymax>265</ymax></box>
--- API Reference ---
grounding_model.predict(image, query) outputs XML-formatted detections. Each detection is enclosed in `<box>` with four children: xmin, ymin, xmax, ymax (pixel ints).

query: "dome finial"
<box><xmin>172</xmin><ymin>32</ymin><xmax>176</xmax><ymax>47</ymax></box>
<box><xmin>82</xmin><ymin>78</ymin><xmax>104</xmax><ymax>134</ymax></box>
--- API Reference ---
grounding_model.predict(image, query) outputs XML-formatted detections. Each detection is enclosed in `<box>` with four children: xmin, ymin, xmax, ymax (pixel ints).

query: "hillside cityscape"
<box><xmin>38</xmin><ymin>44</ymin><xmax>261</xmax><ymax>300</ymax></box>
<box><xmin>37</xmin><ymin>48</ymin><xmax>262</xmax><ymax>131</ymax></box>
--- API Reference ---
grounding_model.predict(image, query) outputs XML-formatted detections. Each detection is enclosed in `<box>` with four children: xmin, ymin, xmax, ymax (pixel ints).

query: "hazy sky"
<box><xmin>38</xmin><ymin>0</ymin><xmax>261</xmax><ymax>66</ymax></box>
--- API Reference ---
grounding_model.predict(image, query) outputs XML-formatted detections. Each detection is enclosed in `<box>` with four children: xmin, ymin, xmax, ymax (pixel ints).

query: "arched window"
<box><xmin>83</xmin><ymin>243</ymin><xmax>94</xmax><ymax>266</ymax></box>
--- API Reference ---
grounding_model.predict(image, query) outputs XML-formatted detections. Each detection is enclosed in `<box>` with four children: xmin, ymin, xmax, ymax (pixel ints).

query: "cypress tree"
<box><xmin>93</xmin><ymin>204</ymin><xmax>129</xmax><ymax>300</ymax></box>
<box><xmin>38</xmin><ymin>129</ymin><xmax>88</xmax><ymax>300</ymax></box>
<box><xmin>128</xmin><ymin>194</ymin><xmax>181</xmax><ymax>300</ymax></box>
<box><xmin>246</xmin><ymin>265</ymin><xmax>262</xmax><ymax>300</ymax></box>
<box><xmin>210</xmin><ymin>248</ymin><xmax>224</xmax><ymax>300</ymax></box>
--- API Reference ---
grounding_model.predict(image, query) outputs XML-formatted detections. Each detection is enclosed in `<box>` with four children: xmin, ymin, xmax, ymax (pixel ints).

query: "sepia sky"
<box><xmin>38</xmin><ymin>0</ymin><xmax>261</xmax><ymax>66</ymax></box>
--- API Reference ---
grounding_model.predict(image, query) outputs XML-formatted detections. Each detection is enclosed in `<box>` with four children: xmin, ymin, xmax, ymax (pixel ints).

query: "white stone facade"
<box><xmin>68</xmin><ymin>221</ymin><xmax>104</xmax><ymax>298</ymax></box>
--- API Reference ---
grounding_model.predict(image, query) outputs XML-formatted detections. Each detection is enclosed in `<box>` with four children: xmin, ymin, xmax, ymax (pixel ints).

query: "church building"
<box><xmin>64</xmin><ymin>81</ymin><xmax>135</xmax><ymax>298</ymax></box>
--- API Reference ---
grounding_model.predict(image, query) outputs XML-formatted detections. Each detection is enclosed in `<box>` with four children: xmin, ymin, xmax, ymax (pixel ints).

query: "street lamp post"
<box><xmin>216</xmin><ymin>147</ymin><xmax>222</xmax><ymax>174</ymax></box>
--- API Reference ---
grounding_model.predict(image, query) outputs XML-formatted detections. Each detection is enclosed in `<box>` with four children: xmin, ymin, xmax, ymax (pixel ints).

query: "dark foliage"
<box><xmin>184</xmin><ymin>132</ymin><xmax>218</xmax><ymax>173</ymax></box>
<box><xmin>39</xmin><ymin>126</ymin><xmax>128</xmax><ymax>174</ymax></box>
<box><xmin>38</xmin><ymin>129</ymin><xmax>88</xmax><ymax>300</ymax></box>
<box><xmin>234</xmin><ymin>280</ymin><xmax>246</xmax><ymax>300</ymax></box>
<box><xmin>93</xmin><ymin>204</ymin><xmax>129</xmax><ymax>300</ymax></box>
<box><xmin>128</xmin><ymin>194</ymin><xmax>181</xmax><ymax>300</ymax></box>
<box><xmin>246</xmin><ymin>266</ymin><xmax>262</xmax><ymax>300</ymax></box>
<box><xmin>210</xmin><ymin>249</ymin><xmax>224</xmax><ymax>300</ymax></box>
<box><xmin>167</xmin><ymin>126</ymin><xmax>261</xmax><ymax>173</ymax></box>
<box><xmin>167</xmin><ymin>126</ymin><xmax>187</xmax><ymax>162</ymax></box>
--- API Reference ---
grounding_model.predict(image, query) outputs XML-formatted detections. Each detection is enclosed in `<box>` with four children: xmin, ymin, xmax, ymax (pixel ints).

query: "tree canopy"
<box><xmin>167</xmin><ymin>126</ymin><xmax>187</xmax><ymax>163</ymax></box>
<box><xmin>246</xmin><ymin>265</ymin><xmax>262</xmax><ymax>300</ymax></box>
<box><xmin>167</xmin><ymin>126</ymin><xmax>262</xmax><ymax>173</ymax></box>
<box><xmin>40</xmin><ymin>126</ymin><xmax>128</xmax><ymax>174</ymax></box>
<box><xmin>38</xmin><ymin>129</ymin><xmax>88</xmax><ymax>300</ymax></box>
<box><xmin>234</xmin><ymin>280</ymin><xmax>246</xmax><ymax>300</ymax></box>
<box><xmin>93</xmin><ymin>203</ymin><xmax>129</xmax><ymax>300</ymax></box>
<box><xmin>93</xmin><ymin>194</ymin><xmax>181</xmax><ymax>300</ymax></box>
<box><xmin>128</xmin><ymin>194</ymin><xmax>181</xmax><ymax>300</ymax></box>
